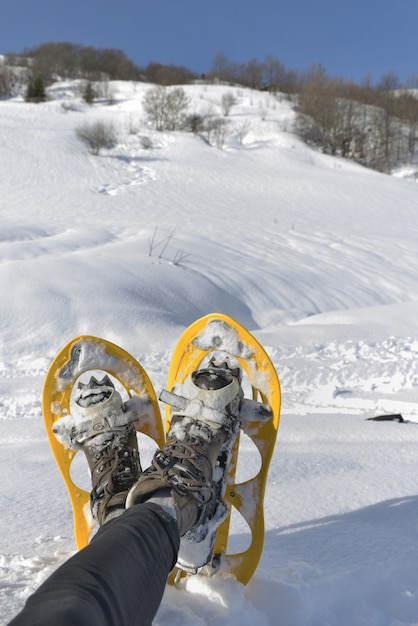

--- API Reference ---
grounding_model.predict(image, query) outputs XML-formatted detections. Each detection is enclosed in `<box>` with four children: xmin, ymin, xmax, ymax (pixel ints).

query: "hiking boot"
<box><xmin>53</xmin><ymin>375</ymin><xmax>142</xmax><ymax>525</ymax></box>
<box><xmin>126</xmin><ymin>359</ymin><xmax>243</xmax><ymax>544</ymax></box>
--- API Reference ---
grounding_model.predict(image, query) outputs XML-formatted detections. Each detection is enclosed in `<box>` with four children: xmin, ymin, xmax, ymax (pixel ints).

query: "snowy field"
<box><xmin>1</xmin><ymin>80</ymin><xmax>418</xmax><ymax>625</ymax></box>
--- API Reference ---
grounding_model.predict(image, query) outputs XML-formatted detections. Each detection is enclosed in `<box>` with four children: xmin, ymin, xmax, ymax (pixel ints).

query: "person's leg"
<box><xmin>8</xmin><ymin>502</ymin><xmax>179</xmax><ymax>626</ymax></box>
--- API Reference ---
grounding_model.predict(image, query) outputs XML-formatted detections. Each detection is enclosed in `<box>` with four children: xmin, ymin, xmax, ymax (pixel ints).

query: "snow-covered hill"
<box><xmin>2</xmin><ymin>80</ymin><xmax>418</xmax><ymax>625</ymax></box>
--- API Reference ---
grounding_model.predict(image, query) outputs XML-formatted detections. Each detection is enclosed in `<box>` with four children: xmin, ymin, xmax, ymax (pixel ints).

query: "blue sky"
<box><xmin>1</xmin><ymin>0</ymin><xmax>417</xmax><ymax>84</ymax></box>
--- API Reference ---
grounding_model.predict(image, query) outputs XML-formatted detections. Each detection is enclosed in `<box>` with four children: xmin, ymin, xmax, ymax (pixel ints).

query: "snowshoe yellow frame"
<box><xmin>166</xmin><ymin>313</ymin><xmax>281</xmax><ymax>585</ymax></box>
<box><xmin>42</xmin><ymin>335</ymin><xmax>165</xmax><ymax>550</ymax></box>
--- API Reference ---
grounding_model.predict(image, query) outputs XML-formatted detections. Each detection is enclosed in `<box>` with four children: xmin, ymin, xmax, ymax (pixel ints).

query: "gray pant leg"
<box><xmin>8</xmin><ymin>503</ymin><xmax>180</xmax><ymax>626</ymax></box>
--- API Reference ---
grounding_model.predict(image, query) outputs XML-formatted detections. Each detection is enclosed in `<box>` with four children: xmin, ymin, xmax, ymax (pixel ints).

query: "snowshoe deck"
<box><xmin>42</xmin><ymin>335</ymin><xmax>165</xmax><ymax>549</ymax></box>
<box><xmin>166</xmin><ymin>313</ymin><xmax>281</xmax><ymax>585</ymax></box>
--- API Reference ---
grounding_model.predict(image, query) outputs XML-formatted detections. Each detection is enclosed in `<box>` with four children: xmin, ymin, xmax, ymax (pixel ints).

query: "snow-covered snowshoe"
<box><xmin>42</xmin><ymin>335</ymin><xmax>165</xmax><ymax>549</ymax></box>
<box><xmin>163</xmin><ymin>313</ymin><xmax>281</xmax><ymax>585</ymax></box>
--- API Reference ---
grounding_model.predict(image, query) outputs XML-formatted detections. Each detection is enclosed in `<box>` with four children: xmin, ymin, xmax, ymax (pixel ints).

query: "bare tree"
<box><xmin>298</xmin><ymin>71</ymin><xmax>338</xmax><ymax>150</ymax></box>
<box><xmin>142</xmin><ymin>86</ymin><xmax>189</xmax><ymax>131</ymax></box>
<box><xmin>142</xmin><ymin>86</ymin><xmax>166</xmax><ymax>131</ymax></box>
<box><xmin>237</xmin><ymin>57</ymin><xmax>264</xmax><ymax>89</ymax></box>
<box><xmin>263</xmin><ymin>54</ymin><xmax>286</xmax><ymax>93</ymax></box>
<box><xmin>377</xmin><ymin>71</ymin><xmax>400</xmax><ymax>92</ymax></box>
<box><xmin>211</xmin><ymin>50</ymin><xmax>230</xmax><ymax>83</ymax></box>
<box><xmin>165</xmin><ymin>88</ymin><xmax>190</xmax><ymax>130</ymax></box>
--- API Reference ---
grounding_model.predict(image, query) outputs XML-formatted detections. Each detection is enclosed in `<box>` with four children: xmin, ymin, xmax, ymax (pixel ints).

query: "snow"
<box><xmin>2</xmin><ymin>80</ymin><xmax>418</xmax><ymax>625</ymax></box>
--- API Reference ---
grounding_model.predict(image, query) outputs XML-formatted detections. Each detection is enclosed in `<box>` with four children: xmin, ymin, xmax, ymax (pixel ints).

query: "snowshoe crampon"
<box><xmin>166</xmin><ymin>313</ymin><xmax>281</xmax><ymax>585</ymax></box>
<box><xmin>42</xmin><ymin>336</ymin><xmax>165</xmax><ymax>549</ymax></box>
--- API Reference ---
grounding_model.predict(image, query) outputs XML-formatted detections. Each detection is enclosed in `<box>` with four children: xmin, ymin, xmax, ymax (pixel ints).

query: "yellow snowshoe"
<box><xmin>42</xmin><ymin>335</ymin><xmax>165</xmax><ymax>549</ymax></box>
<box><xmin>165</xmin><ymin>313</ymin><xmax>281</xmax><ymax>585</ymax></box>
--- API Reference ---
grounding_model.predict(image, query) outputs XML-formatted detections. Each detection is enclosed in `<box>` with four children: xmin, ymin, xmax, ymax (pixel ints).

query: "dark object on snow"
<box><xmin>366</xmin><ymin>414</ymin><xmax>404</xmax><ymax>423</ymax></box>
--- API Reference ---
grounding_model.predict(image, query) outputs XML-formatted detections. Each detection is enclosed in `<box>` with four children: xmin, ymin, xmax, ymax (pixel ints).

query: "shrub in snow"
<box><xmin>75</xmin><ymin>120</ymin><xmax>117</xmax><ymax>155</ymax></box>
<box><xmin>82</xmin><ymin>81</ymin><xmax>96</xmax><ymax>105</ymax></box>
<box><xmin>221</xmin><ymin>91</ymin><xmax>237</xmax><ymax>116</ymax></box>
<box><xmin>184</xmin><ymin>113</ymin><xmax>206</xmax><ymax>134</ymax></box>
<box><xmin>140</xmin><ymin>135</ymin><xmax>153</xmax><ymax>149</ymax></box>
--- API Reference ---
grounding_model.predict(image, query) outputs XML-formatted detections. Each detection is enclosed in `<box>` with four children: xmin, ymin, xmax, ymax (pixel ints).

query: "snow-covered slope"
<box><xmin>2</xmin><ymin>81</ymin><xmax>418</xmax><ymax>625</ymax></box>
